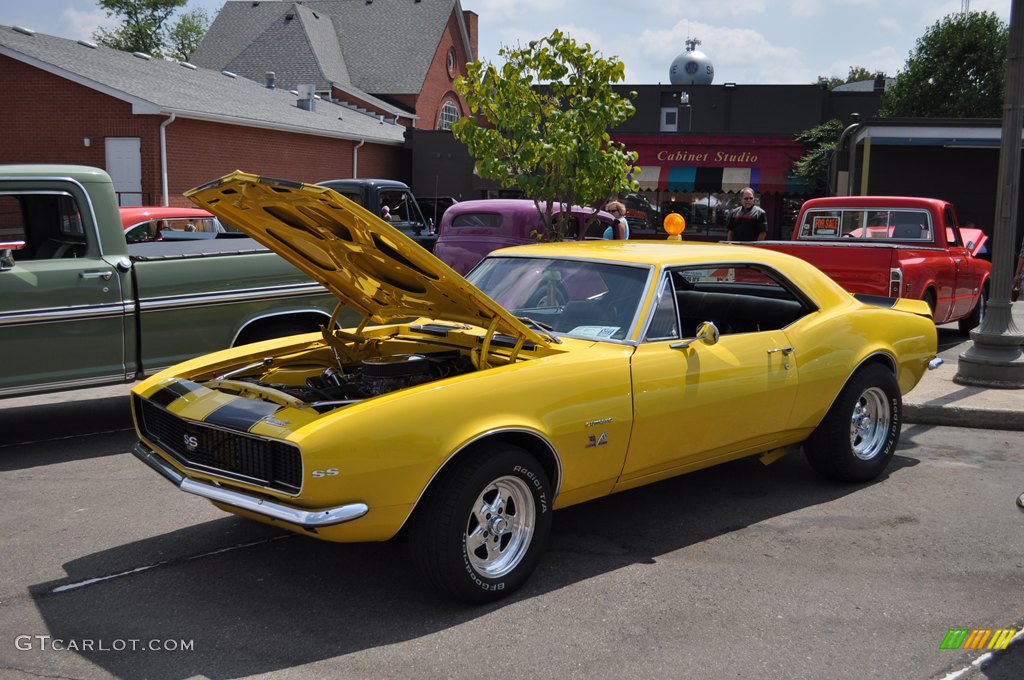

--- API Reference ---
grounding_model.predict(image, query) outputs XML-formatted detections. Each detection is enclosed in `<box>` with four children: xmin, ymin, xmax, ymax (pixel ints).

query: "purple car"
<box><xmin>433</xmin><ymin>198</ymin><xmax>615</xmax><ymax>275</ymax></box>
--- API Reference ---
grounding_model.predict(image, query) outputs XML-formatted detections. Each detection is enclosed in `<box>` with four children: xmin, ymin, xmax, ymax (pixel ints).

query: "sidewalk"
<box><xmin>903</xmin><ymin>300</ymin><xmax>1024</xmax><ymax>431</ymax></box>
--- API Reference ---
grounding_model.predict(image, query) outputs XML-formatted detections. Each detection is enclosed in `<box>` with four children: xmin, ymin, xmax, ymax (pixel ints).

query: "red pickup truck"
<box><xmin>750</xmin><ymin>196</ymin><xmax>990</xmax><ymax>334</ymax></box>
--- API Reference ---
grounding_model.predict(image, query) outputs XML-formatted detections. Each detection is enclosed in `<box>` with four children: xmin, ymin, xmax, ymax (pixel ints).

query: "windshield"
<box><xmin>466</xmin><ymin>256</ymin><xmax>651</xmax><ymax>341</ymax></box>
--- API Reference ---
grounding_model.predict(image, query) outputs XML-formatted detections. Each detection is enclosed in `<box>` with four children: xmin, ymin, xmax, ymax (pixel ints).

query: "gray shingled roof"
<box><xmin>225</xmin><ymin>3</ymin><xmax>347</xmax><ymax>93</ymax></box>
<box><xmin>0</xmin><ymin>24</ymin><xmax>406</xmax><ymax>144</ymax></box>
<box><xmin>193</xmin><ymin>0</ymin><xmax>464</xmax><ymax>96</ymax></box>
<box><xmin>833</xmin><ymin>77</ymin><xmax>894</xmax><ymax>92</ymax></box>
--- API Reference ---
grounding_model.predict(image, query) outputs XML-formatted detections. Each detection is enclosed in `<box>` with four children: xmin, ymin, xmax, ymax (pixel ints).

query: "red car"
<box><xmin>120</xmin><ymin>206</ymin><xmax>241</xmax><ymax>243</ymax></box>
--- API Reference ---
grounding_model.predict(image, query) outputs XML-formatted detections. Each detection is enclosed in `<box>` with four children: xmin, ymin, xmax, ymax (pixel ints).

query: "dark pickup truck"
<box><xmin>317</xmin><ymin>178</ymin><xmax>436</xmax><ymax>251</ymax></box>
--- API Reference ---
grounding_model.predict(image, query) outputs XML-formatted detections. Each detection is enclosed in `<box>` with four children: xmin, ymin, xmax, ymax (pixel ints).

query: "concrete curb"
<box><xmin>904</xmin><ymin>402</ymin><xmax>1024</xmax><ymax>431</ymax></box>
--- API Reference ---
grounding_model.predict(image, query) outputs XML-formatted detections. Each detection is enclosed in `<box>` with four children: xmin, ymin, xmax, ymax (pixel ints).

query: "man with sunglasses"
<box><xmin>725</xmin><ymin>187</ymin><xmax>768</xmax><ymax>242</ymax></box>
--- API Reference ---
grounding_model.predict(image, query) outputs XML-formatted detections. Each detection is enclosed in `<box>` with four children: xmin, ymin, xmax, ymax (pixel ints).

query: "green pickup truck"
<box><xmin>0</xmin><ymin>164</ymin><xmax>339</xmax><ymax>398</ymax></box>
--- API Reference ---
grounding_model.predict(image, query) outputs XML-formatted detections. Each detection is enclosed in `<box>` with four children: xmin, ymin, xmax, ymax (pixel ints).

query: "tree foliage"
<box><xmin>818</xmin><ymin>66</ymin><xmax>880</xmax><ymax>91</ymax></box>
<box><xmin>453</xmin><ymin>29</ymin><xmax>638</xmax><ymax>240</ymax></box>
<box><xmin>92</xmin><ymin>0</ymin><xmax>209</xmax><ymax>60</ymax></box>
<box><xmin>793</xmin><ymin>119</ymin><xmax>845</xmax><ymax>195</ymax></box>
<box><xmin>166</xmin><ymin>8</ymin><xmax>209</xmax><ymax>61</ymax></box>
<box><xmin>881</xmin><ymin>11</ymin><xmax>1008</xmax><ymax>118</ymax></box>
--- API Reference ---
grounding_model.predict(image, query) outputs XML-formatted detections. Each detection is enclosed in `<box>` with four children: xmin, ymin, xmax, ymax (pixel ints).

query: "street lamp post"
<box><xmin>954</xmin><ymin>0</ymin><xmax>1024</xmax><ymax>387</ymax></box>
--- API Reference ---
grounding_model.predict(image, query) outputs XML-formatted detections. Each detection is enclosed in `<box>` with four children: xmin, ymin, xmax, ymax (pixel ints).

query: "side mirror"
<box><xmin>670</xmin><ymin>320</ymin><xmax>720</xmax><ymax>350</ymax></box>
<box><xmin>0</xmin><ymin>240</ymin><xmax>26</xmax><ymax>272</ymax></box>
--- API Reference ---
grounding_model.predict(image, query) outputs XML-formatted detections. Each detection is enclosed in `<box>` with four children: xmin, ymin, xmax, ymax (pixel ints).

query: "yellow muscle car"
<box><xmin>130</xmin><ymin>172</ymin><xmax>940</xmax><ymax>603</ymax></box>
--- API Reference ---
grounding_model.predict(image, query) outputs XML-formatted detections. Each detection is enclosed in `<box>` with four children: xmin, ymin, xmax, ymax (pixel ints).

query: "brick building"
<box><xmin>0</xmin><ymin>0</ymin><xmax>478</xmax><ymax>206</ymax></box>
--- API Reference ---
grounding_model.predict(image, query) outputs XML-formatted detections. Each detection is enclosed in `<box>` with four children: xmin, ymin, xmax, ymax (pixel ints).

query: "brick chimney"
<box><xmin>462</xmin><ymin>10</ymin><xmax>478</xmax><ymax>61</ymax></box>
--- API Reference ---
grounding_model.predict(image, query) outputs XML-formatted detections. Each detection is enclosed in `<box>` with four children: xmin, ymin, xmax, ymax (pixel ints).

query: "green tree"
<box><xmin>453</xmin><ymin>29</ymin><xmax>638</xmax><ymax>241</ymax></box>
<box><xmin>92</xmin><ymin>0</ymin><xmax>190</xmax><ymax>58</ymax></box>
<box><xmin>166</xmin><ymin>8</ymin><xmax>209</xmax><ymax>61</ymax></box>
<box><xmin>881</xmin><ymin>11</ymin><xmax>1008</xmax><ymax>118</ymax></box>
<box><xmin>818</xmin><ymin>66</ymin><xmax>880</xmax><ymax>90</ymax></box>
<box><xmin>793</xmin><ymin>119</ymin><xmax>845</xmax><ymax>195</ymax></box>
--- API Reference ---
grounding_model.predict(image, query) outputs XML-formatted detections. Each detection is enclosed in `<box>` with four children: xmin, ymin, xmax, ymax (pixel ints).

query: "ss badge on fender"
<box><xmin>311</xmin><ymin>468</ymin><xmax>340</xmax><ymax>478</ymax></box>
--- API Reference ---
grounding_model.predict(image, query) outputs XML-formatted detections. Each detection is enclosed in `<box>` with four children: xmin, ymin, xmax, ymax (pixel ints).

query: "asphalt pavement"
<box><xmin>904</xmin><ymin>300</ymin><xmax>1024</xmax><ymax>431</ymax></box>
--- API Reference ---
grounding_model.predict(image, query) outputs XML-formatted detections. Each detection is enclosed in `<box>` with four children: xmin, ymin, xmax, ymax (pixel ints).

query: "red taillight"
<box><xmin>889</xmin><ymin>268</ymin><xmax>903</xmax><ymax>298</ymax></box>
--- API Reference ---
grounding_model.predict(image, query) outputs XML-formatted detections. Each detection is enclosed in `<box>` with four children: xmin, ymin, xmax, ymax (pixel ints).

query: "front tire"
<box><xmin>409</xmin><ymin>444</ymin><xmax>552</xmax><ymax>603</ymax></box>
<box><xmin>804</xmin><ymin>364</ymin><xmax>901</xmax><ymax>483</ymax></box>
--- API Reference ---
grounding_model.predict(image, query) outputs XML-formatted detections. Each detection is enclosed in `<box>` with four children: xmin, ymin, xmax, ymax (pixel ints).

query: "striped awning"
<box><xmin>635</xmin><ymin>166</ymin><xmax>814</xmax><ymax>195</ymax></box>
<box><xmin>631</xmin><ymin>165</ymin><xmax>663</xmax><ymax>191</ymax></box>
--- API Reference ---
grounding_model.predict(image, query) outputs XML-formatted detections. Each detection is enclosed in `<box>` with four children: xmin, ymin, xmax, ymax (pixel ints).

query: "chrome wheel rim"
<box><xmin>465</xmin><ymin>475</ymin><xmax>535</xmax><ymax>578</ymax></box>
<box><xmin>849</xmin><ymin>386</ymin><xmax>890</xmax><ymax>460</ymax></box>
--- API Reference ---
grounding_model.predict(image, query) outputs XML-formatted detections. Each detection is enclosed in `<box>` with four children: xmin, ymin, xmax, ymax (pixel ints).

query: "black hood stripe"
<box><xmin>204</xmin><ymin>398</ymin><xmax>283</xmax><ymax>431</ymax></box>
<box><xmin>151</xmin><ymin>379</ymin><xmax>205</xmax><ymax>407</ymax></box>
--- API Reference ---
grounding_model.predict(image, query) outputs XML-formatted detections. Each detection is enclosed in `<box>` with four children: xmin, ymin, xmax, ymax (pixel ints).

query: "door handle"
<box><xmin>79</xmin><ymin>270</ymin><xmax>113</xmax><ymax>281</ymax></box>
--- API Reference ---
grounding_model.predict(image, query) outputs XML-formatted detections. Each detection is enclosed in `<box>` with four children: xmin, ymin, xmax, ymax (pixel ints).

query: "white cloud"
<box><xmin>876</xmin><ymin>16</ymin><xmax>904</xmax><ymax>34</ymax></box>
<box><xmin>470</xmin><ymin>0</ymin><xmax>565</xmax><ymax>25</ymax></box>
<box><xmin>631</xmin><ymin>21</ymin><xmax>809</xmax><ymax>85</ymax></box>
<box><xmin>60</xmin><ymin>7</ymin><xmax>116</xmax><ymax>41</ymax></box>
<box><xmin>787</xmin><ymin>0</ymin><xmax>824</xmax><ymax>19</ymax></box>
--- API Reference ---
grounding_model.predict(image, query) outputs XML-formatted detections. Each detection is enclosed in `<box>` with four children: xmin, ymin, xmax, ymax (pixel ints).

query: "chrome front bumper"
<box><xmin>132</xmin><ymin>441</ymin><xmax>369</xmax><ymax>528</ymax></box>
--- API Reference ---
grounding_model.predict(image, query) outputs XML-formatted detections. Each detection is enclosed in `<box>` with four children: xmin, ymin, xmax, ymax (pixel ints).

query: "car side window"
<box><xmin>661</xmin><ymin>264</ymin><xmax>811</xmax><ymax>338</ymax></box>
<box><xmin>579</xmin><ymin>215</ymin><xmax>611</xmax><ymax>240</ymax></box>
<box><xmin>452</xmin><ymin>212</ymin><xmax>503</xmax><ymax>228</ymax></box>
<box><xmin>2</xmin><ymin>192</ymin><xmax>87</xmax><ymax>260</ymax></box>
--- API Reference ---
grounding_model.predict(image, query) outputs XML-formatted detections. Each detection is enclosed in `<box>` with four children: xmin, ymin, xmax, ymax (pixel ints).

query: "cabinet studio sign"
<box><xmin>656</xmin><ymin>150</ymin><xmax>760</xmax><ymax>164</ymax></box>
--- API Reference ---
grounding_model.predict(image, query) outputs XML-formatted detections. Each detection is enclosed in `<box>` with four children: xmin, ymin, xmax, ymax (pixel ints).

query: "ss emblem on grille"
<box><xmin>183</xmin><ymin>433</ymin><xmax>200</xmax><ymax>451</ymax></box>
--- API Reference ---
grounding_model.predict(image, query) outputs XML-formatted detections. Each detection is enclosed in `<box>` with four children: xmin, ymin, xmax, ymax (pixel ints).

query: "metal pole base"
<box><xmin>954</xmin><ymin>301</ymin><xmax>1024</xmax><ymax>388</ymax></box>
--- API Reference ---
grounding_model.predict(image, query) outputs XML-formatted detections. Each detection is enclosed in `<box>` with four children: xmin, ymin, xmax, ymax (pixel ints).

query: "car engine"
<box><xmin>234</xmin><ymin>350</ymin><xmax>473</xmax><ymax>408</ymax></box>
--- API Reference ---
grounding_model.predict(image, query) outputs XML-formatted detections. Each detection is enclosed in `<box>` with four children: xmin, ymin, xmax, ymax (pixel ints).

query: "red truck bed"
<box><xmin>748</xmin><ymin>196</ymin><xmax>990</xmax><ymax>334</ymax></box>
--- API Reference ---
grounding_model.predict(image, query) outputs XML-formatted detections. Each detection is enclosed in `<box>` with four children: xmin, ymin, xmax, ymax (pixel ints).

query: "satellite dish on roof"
<box><xmin>669</xmin><ymin>38</ymin><xmax>714</xmax><ymax>85</ymax></box>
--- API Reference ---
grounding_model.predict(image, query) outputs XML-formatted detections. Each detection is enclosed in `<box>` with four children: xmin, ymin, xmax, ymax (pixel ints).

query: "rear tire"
<box><xmin>922</xmin><ymin>289</ymin><xmax>936</xmax><ymax>315</ymax></box>
<box><xmin>409</xmin><ymin>444</ymin><xmax>552</xmax><ymax>603</ymax></box>
<box><xmin>804</xmin><ymin>364</ymin><xmax>901</xmax><ymax>483</ymax></box>
<box><xmin>957</xmin><ymin>284</ymin><xmax>987</xmax><ymax>335</ymax></box>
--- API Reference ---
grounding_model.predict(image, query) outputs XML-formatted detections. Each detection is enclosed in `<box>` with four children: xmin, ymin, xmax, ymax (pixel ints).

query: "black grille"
<box><xmin>134</xmin><ymin>395</ymin><xmax>302</xmax><ymax>494</ymax></box>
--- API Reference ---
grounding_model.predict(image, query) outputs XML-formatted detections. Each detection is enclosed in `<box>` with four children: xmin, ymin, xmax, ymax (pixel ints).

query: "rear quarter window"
<box><xmin>452</xmin><ymin>213</ymin><xmax>503</xmax><ymax>228</ymax></box>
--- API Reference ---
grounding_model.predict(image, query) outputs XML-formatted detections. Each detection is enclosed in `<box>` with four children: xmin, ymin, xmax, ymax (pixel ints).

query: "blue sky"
<box><xmin>0</xmin><ymin>0</ymin><xmax>1012</xmax><ymax>85</ymax></box>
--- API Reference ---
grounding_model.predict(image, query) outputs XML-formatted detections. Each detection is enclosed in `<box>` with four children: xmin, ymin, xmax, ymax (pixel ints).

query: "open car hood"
<box><xmin>959</xmin><ymin>227</ymin><xmax>988</xmax><ymax>258</ymax></box>
<box><xmin>185</xmin><ymin>171</ymin><xmax>548</xmax><ymax>345</ymax></box>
